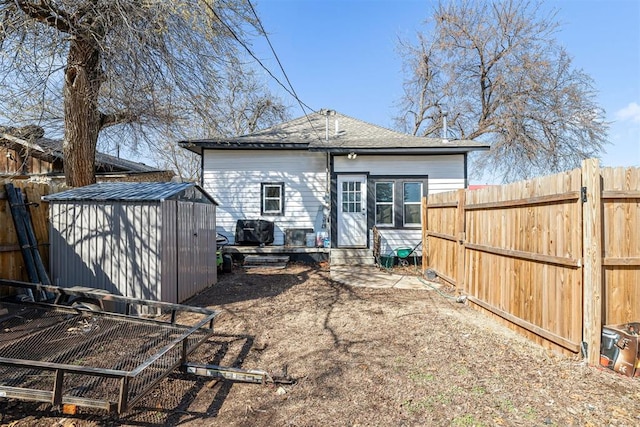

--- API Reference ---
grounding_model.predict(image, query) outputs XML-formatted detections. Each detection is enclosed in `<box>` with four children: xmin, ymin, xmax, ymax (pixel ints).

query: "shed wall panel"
<box><xmin>49</xmin><ymin>201</ymin><xmax>164</xmax><ymax>300</ymax></box>
<box><xmin>203</xmin><ymin>150</ymin><xmax>327</xmax><ymax>244</ymax></box>
<box><xmin>177</xmin><ymin>201</ymin><xmax>193</xmax><ymax>302</ymax></box>
<box><xmin>198</xmin><ymin>202</ymin><xmax>217</xmax><ymax>291</ymax></box>
<box><xmin>161</xmin><ymin>200</ymin><xmax>178</xmax><ymax>303</ymax></box>
<box><xmin>174</xmin><ymin>202</ymin><xmax>216</xmax><ymax>303</ymax></box>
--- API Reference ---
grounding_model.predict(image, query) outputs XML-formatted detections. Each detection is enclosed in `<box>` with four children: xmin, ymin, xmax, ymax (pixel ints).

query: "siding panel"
<box><xmin>335</xmin><ymin>154</ymin><xmax>464</xmax><ymax>179</ymax></box>
<box><xmin>203</xmin><ymin>150</ymin><xmax>328</xmax><ymax>244</ymax></box>
<box><xmin>377</xmin><ymin>229</ymin><xmax>423</xmax><ymax>257</ymax></box>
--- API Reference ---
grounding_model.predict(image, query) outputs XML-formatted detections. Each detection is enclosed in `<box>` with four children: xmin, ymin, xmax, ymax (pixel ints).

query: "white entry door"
<box><xmin>337</xmin><ymin>175</ymin><xmax>367</xmax><ymax>247</ymax></box>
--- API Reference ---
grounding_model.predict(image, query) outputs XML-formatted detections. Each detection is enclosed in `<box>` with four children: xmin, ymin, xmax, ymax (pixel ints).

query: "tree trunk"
<box><xmin>63</xmin><ymin>38</ymin><xmax>102</xmax><ymax>187</ymax></box>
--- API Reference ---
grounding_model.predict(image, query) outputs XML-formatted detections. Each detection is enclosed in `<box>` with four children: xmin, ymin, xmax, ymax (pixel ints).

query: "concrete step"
<box><xmin>330</xmin><ymin>249</ymin><xmax>375</xmax><ymax>266</ymax></box>
<box><xmin>243</xmin><ymin>255</ymin><xmax>289</xmax><ymax>269</ymax></box>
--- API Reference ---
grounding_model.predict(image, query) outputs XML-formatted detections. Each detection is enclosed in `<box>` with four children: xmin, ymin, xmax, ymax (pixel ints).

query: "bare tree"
<box><xmin>395</xmin><ymin>0</ymin><xmax>608</xmax><ymax>181</ymax></box>
<box><xmin>187</xmin><ymin>56</ymin><xmax>290</xmax><ymax>138</ymax></box>
<box><xmin>127</xmin><ymin>55</ymin><xmax>290</xmax><ymax>182</ymax></box>
<box><xmin>0</xmin><ymin>0</ymin><xmax>258</xmax><ymax>186</ymax></box>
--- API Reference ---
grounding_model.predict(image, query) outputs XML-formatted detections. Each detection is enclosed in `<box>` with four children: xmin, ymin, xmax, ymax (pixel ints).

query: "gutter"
<box><xmin>308</xmin><ymin>146</ymin><xmax>491</xmax><ymax>155</ymax></box>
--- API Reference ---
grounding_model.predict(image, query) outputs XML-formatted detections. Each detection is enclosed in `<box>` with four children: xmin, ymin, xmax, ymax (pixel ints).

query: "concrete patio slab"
<box><xmin>329</xmin><ymin>265</ymin><xmax>446</xmax><ymax>291</ymax></box>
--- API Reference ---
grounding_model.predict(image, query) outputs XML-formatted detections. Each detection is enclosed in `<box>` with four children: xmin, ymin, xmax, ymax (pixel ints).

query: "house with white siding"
<box><xmin>179</xmin><ymin>109</ymin><xmax>488</xmax><ymax>264</ymax></box>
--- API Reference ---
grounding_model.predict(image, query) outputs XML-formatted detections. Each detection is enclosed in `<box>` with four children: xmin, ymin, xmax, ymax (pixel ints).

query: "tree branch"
<box><xmin>15</xmin><ymin>0</ymin><xmax>74</xmax><ymax>34</ymax></box>
<box><xmin>100</xmin><ymin>111</ymin><xmax>139</xmax><ymax>129</ymax></box>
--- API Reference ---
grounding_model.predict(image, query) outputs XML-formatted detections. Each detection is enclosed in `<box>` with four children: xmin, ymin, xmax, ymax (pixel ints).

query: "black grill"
<box><xmin>235</xmin><ymin>220</ymin><xmax>274</xmax><ymax>245</ymax></box>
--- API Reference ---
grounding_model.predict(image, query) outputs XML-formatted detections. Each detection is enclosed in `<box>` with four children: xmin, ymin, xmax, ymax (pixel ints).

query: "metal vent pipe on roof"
<box><xmin>442</xmin><ymin>111</ymin><xmax>449</xmax><ymax>143</ymax></box>
<box><xmin>325</xmin><ymin>116</ymin><xmax>329</xmax><ymax>141</ymax></box>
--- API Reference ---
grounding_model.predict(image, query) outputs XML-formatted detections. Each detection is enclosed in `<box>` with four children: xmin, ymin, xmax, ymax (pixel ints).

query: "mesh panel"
<box><xmin>0</xmin><ymin>302</ymin><xmax>212</xmax><ymax>410</ymax></box>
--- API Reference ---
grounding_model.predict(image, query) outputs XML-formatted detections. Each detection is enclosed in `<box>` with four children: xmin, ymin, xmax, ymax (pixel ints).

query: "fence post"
<box><xmin>422</xmin><ymin>196</ymin><xmax>428</xmax><ymax>270</ymax></box>
<box><xmin>455</xmin><ymin>189</ymin><xmax>466</xmax><ymax>294</ymax></box>
<box><xmin>582</xmin><ymin>158</ymin><xmax>603</xmax><ymax>365</ymax></box>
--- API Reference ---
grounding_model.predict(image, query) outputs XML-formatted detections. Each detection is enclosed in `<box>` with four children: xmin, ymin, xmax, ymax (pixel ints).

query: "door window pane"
<box><xmin>342</xmin><ymin>179</ymin><xmax>362</xmax><ymax>213</ymax></box>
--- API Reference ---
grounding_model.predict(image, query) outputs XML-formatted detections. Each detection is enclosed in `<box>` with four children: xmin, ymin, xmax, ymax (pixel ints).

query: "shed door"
<box><xmin>176</xmin><ymin>201</ymin><xmax>216</xmax><ymax>303</ymax></box>
<box><xmin>337</xmin><ymin>175</ymin><xmax>367</xmax><ymax>247</ymax></box>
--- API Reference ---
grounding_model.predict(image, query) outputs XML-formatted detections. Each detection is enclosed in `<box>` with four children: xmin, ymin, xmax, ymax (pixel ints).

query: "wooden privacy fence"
<box><xmin>422</xmin><ymin>159</ymin><xmax>640</xmax><ymax>365</ymax></box>
<box><xmin>0</xmin><ymin>181</ymin><xmax>52</xmax><ymax>291</ymax></box>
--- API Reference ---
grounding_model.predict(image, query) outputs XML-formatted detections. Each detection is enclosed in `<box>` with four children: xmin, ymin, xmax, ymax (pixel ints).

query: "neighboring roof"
<box><xmin>179</xmin><ymin>109</ymin><xmax>490</xmax><ymax>155</ymax></box>
<box><xmin>1</xmin><ymin>132</ymin><xmax>165</xmax><ymax>174</ymax></box>
<box><xmin>43</xmin><ymin>182</ymin><xmax>217</xmax><ymax>205</ymax></box>
<box><xmin>34</xmin><ymin>139</ymin><xmax>163</xmax><ymax>174</ymax></box>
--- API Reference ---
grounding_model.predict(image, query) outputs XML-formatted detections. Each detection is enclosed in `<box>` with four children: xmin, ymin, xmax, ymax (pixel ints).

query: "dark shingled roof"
<box><xmin>179</xmin><ymin>109</ymin><xmax>489</xmax><ymax>155</ymax></box>
<box><xmin>0</xmin><ymin>133</ymin><xmax>165</xmax><ymax>174</ymax></box>
<box><xmin>43</xmin><ymin>182</ymin><xmax>217</xmax><ymax>204</ymax></box>
<box><xmin>35</xmin><ymin>139</ymin><xmax>162</xmax><ymax>173</ymax></box>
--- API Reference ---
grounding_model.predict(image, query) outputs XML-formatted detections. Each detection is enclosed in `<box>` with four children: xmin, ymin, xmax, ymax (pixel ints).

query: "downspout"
<box><xmin>325</xmin><ymin>152</ymin><xmax>331</xmax><ymax>229</ymax></box>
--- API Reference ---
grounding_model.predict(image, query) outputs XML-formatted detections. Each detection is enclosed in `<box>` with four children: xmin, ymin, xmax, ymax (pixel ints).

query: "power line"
<box><xmin>247</xmin><ymin>0</ymin><xmax>324</xmax><ymax>141</ymax></box>
<box><xmin>247</xmin><ymin>1</ymin><xmax>315</xmax><ymax>114</ymax></box>
<box><xmin>204</xmin><ymin>0</ymin><xmax>323</xmax><ymax>141</ymax></box>
<box><xmin>203</xmin><ymin>2</ymin><xmax>310</xmax><ymax>110</ymax></box>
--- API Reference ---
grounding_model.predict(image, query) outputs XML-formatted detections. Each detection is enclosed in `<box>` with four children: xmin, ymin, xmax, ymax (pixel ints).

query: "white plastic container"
<box><xmin>306</xmin><ymin>233</ymin><xmax>316</xmax><ymax>247</ymax></box>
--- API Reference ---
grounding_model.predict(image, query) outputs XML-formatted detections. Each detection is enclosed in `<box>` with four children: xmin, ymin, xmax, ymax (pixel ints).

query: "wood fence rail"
<box><xmin>422</xmin><ymin>159</ymin><xmax>640</xmax><ymax>365</ymax></box>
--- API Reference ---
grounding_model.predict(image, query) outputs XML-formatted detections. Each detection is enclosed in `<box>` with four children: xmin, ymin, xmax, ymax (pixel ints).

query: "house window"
<box><xmin>403</xmin><ymin>182</ymin><xmax>422</xmax><ymax>226</ymax></box>
<box><xmin>341</xmin><ymin>181</ymin><xmax>362</xmax><ymax>213</ymax></box>
<box><xmin>261</xmin><ymin>182</ymin><xmax>284</xmax><ymax>215</ymax></box>
<box><xmin>375</xmin><ymin>182</ymin><xmax>394</xmax><ymax>226</ymax></box>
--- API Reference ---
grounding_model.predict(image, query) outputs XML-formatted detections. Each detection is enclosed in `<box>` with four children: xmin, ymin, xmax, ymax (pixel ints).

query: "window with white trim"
<box><xmin>261</xmin><ymin>182</ymin><xmax>284</xmax><ymax>215</ymax></box>
<box><xmin>375</xmin><ymin>182</ymin><xmax>394</xmax><ymax>226</ymax></box>
<box><xmin>403</xmin><ymin>182</ymin><xmax>422</xmax><ymax>226</ymax></box>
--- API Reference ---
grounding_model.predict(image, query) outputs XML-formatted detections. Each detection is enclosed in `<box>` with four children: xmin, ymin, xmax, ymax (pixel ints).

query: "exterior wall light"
<box><xmin>347</xmin><ymin>152</ymin><xmax>357</xmax><ymax>160</ymax></box>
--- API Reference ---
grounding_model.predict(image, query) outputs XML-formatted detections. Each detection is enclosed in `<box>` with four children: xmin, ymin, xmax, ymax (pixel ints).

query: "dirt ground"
<box><xmin>2</xmin><ymin>263</ymin><xmax>640</xmax><ymax>426</ymax></box>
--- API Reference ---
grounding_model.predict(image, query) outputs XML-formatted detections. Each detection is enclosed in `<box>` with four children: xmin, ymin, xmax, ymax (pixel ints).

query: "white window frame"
<box><xmin>403</xmin><ymin>182</ymin><xmax>423</xmax><ymax>226</ymax></box>
<box><xmin>375</xmin><ymin>181</ymin><xmax>394</xmax><ymax>226</ymax></box>
<box><xmin>261</xmin><ymin>182</ymin><xmax>285</xmax><ymax>215</ymax></box>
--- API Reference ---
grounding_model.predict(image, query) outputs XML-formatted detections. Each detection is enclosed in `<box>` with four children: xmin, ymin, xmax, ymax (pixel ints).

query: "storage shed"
<box><xmin>44</xmin><ymin>182</ymin><xmax>218</xmax><ymax>304</ymax></box>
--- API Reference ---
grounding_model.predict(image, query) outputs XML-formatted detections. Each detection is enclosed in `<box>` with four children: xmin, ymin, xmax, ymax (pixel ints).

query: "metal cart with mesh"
<box><xmin>0</xmin><ymin>279</ymin><xmax>290</xmax><ymax>414</ymax></box>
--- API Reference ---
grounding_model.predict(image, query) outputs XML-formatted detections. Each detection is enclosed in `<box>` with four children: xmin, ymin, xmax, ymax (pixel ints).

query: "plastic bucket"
<box><xmin>305</xmin><ymin>233</ymin><xmax>316</xmax><ymax>247</ymax></box>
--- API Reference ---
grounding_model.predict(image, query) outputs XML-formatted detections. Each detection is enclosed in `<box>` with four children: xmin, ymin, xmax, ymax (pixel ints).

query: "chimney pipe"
<box><xmin>442</xmin><ymin>111</ymin><xmax>449</xmax><ymax>143</ymax></box>
<box><xmin>325</xmin><ymin>115</ymin><xmax>329</xmax><ymax>141</ymax></box>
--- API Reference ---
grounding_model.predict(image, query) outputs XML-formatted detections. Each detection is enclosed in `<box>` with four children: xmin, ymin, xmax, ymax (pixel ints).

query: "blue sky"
<box><xmin>251</xmin><ymin>0</ymin><xmax>640</xmax><ymax>182</ymax></box>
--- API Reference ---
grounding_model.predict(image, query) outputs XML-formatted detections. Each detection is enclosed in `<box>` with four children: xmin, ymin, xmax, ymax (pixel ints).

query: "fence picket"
<box><xmin>424</xmin><ymin>159</ymin><xmax>640</xmax><ymax>363</ymax></box>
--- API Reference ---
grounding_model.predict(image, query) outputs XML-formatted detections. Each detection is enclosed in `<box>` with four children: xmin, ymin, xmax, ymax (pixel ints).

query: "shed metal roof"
<box><xmin>43</xmin><ymin>182</ymin><xmax>217</xmax><ymax>204</ymax></box>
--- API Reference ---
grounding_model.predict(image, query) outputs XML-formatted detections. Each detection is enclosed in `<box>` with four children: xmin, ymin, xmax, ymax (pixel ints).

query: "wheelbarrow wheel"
<box><xmin>222</xmin><ymin>254</ymin><xmax>233</xmax><ymax>273</ymax></box>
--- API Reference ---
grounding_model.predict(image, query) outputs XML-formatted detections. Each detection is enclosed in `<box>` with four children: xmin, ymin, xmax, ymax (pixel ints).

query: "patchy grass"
<box><xmin>2</xmin><ymin>264</ymin><xmax>640</xmax><ymax>426</ymax></box>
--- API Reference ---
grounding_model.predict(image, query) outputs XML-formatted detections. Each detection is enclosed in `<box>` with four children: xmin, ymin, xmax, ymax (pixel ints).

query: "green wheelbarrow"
<box><xmin>392</xmin><ymin>241</ymin><xmax>422</xmax><ymax>268</ymax></box>
<box><xmin>378</xmin><ymin>241</ymin><xmax>421</xmax><ymax>270</ymax></box>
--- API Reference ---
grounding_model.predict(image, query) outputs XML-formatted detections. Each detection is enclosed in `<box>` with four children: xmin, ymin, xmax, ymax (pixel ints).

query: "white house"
<box><xmin>179</xmin><ymin>109</ymin><xmax>489</xmax><ymax>262</ymax></box>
